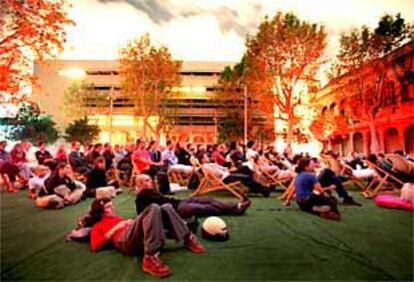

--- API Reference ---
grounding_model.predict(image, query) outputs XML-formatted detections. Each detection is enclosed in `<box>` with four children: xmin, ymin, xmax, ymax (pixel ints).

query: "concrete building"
<box><xmin>33</xmin><ymin>60</ymin><xmax>238</xmax><ymax>144</ymax></box>
<box><xmin>314</xmin><ymin>42</ymin><xmax>414</xmax><ymax>155</ymax></box>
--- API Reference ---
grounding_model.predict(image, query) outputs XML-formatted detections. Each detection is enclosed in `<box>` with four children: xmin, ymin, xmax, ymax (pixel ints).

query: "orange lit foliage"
<box><xmin>330</xmin><ymin>13</ymin><xmax>412</xmax><ymax>153</ymax></box>
<box><xmin>118</xmin><ymin>34</ymin><xmax>182</xmax><ymax>139</ymax></box>
<box><xmin>245</xmin><ymin>12</ymin><xmax>326</xmax><ymax>147</ymax></box>
<box><xmin>0</xmin><ymin>0</ymin><xmax>74</xmax><ymax>100</ymax></box>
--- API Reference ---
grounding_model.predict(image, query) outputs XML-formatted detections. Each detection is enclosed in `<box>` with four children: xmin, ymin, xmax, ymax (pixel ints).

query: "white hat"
<box><xmin>201</xmin><ymin>216</ymin><xmax>229</xmax><ymax>242</ymax></box>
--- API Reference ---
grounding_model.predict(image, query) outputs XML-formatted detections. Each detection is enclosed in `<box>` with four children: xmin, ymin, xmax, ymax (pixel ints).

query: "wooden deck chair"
<box><xmin>278</xmin><ymin>177</ymin><xmax>296</xmax><ymax>206</ymax></box>
<box><xmin>365</xmin><ymin>160</ymin><xmax>405</xmax><ymax>196</ymax></box>
<box><xmin>128</xmin><ymin>162</ymin><xmax>140</xmax><ymax>192</ymax></box>
<box><xmin>190</xmin><ymin>164</ymin><xmax>246</xmax><ymax>200</ymax></box>
<box><xmin>321</xmin><ymin>155</ymin><xmax>366</xmax><ymax>191</ymax></box>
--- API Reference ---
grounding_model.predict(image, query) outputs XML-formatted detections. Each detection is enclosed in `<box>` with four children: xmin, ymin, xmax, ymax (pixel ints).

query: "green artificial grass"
<box><xmin>1</xmin><ymin>189</ymin><xmax>413</xmax><ymax>281</ymax></box>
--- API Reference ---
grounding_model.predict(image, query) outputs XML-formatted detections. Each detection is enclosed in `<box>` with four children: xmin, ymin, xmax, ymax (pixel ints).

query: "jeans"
<box><xmin>177</xmin><ymin>197</ymin><xmax>240</xmax><ymax>218</ymax></box>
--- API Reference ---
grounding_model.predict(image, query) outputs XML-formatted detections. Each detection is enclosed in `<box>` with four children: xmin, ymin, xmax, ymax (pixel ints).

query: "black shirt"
<box><xmin>86</xmin><ymin>168</ymin><xmax>108</xmax><ymax>189</ymax></box>
<box><xmin>41</xmin><ymin>173</ymin><xmax>77</xmax><ymax>196</ymax></box>
<box><xmin>135</xmin><ymin>189</ymin><xmax>181</xmax><ymax>215</ymax></box>
<box><xmin>35</xmin><ymin>150</ymin><xmax>53</xmax><ymax>165</ymax></box>
<box><xmin>176</xmin><ymin>149</ymin><xmax>191</xmax><ymax>166</ymax></box>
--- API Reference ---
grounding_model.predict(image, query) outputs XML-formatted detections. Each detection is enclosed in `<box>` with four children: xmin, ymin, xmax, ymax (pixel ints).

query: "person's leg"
<box><xmin>116</xmin><ymin>204</ymin><xmax>166</xmax><ymax>256</ymax></box>
<box><xmin>36</xmin><ymin>195</ymin><xmax>64</xmax><ymax>209</ymax></box>
<box><xmin>156</xmin><ymin>171</ymin><xmax>171</xmax><ymax>194</ymax></box>
<box><xmin>115</xmin><ymin>204</ymin><xmax>170</xmax><ymax>278</ymax></box>
<box><xmin>67</xmin><ymin>188</ymin><xmax>84</xmax><ymax>204</ymax></box>
<box><xmin>177</xmin><ymin>199</ymin><xmax>221</xmax><ymax>218</ymax></box>
<box><xmin>224</xmin><ymin>173</ymin><xmax>269</xmax><ymax>196</ymax></box>
<box><xmin>160</xmin><ymin>203</ymin><xmax>190</xmax><ymax>241</ymax></box>
<box><xmin>318</xmin><ymin>169</ymin><xmax>350</xmax><ymax>199</ymax></box>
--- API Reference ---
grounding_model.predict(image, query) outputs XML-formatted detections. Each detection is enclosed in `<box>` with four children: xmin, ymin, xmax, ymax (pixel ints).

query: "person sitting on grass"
<box><xmin>89</xmin><ymin>197</ymin><xmax>205</xmax><ymax>278</ymax></box>
<box><xmin>84</xmin><ymin>157</ymin><xmax>120</xmax><ymax>198</ymax></box>
<box><xmin>68</xmin><ymin>141</ymin><xmax>91</xmax><ymax>175</ymax></box>
<box><xmin>313</xmin><ymin>158</ymin><xmax>362</xmax><ymax>206</ymax></box>
<box><xmin>38</xmin><ymin>162</ymin><xmax>85</xmax><ymax>208</ymax></box>
<box><xmin>135</xmin><ymin>174</ymin><xmax>251</xmax><ymax>218</ymax></box>
<box><xmin>35</xmin><ymin>141</ymin><xmax>54</xmax><ymax>166</ymax></box>
<box><xmin>0</xmin><ymin>161</ymin><xmax>28</xmax><ymax>193</ymax></box>
<box><xmin>28</xmin><ymin>165</ymin><xmax>50</xmax><ymax>199</ymax></box>
<box><xmin>294</xmin><ymin>157</ymin><xmax>341</xmax><ymax>220</ymax></box>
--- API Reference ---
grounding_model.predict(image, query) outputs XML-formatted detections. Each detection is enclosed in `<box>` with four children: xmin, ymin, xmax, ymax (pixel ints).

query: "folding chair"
<box><xmin>278</xmin><ymin>177</ymin><xmax>296</xmax><ymax>206</ymax></box>
<box><xmin>365</xmin><ymin>160</ymin><xmax>405</xmax><ymax>196</ymax></box>
<box><xmin>190</xmin><ymin>165</ymin><xmax>246</xmax><ymax>200</ymax></box>
<box><xmin>128</xmin><ymin>162</ymin><xmax>140</xmax><ymax>192</ymax></box>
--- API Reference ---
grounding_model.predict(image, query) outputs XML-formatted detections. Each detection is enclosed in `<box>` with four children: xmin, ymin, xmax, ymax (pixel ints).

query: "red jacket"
<box><xmin>90</xmin><ymin>215</ymin><xmax>129</xmax><ymax>252</ymax></box>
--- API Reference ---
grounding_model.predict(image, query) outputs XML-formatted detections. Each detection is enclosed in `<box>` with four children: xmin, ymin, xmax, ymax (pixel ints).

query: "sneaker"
<box><xmin>320</xmin><ymin>211</ymin><xmax>341</xmax><ymax>221</ymax></box>
<box><xmin>312</xmin><ymin>205</ymin><xmax>331</xmax><ymax>213</ymax></box>
<box><xmin>262</xmin><ymin>189</ymin><xmax>271</xmax><ymax>198</ymax></box>
<box><xmin>237</xmin><ymin>199</ymin><xmax>251</xmax><ymax>214</ymax></box>
<box><xmin>184</xmin><ymin>233</ymin><xmax>205</xmax><ymax>254</ymax></box>
<box><xmin>342</xmin><ymin>197</ymin><xmax>362</xmax><ymax>206</ymax></box>
<box><xmin>142</xmin><ymin>253</ymin><xmax>171</xmax><ymax>278</ymax></box>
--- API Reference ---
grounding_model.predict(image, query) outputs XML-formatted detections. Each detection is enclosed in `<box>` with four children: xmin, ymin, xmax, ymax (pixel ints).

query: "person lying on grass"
<box><xmin>135</xmin><ymin>174</ymin><xmax>251</xmax><ymax>218</ymax></box>
<box><xmin>89</xmin><ymin>197</ymin><xmax>205</xmax><ymax>278</ymax></box>
<box><xmin>294</xmin><ymin>157</ymin><xmax>341</xmax><ymax>221</ymax></box>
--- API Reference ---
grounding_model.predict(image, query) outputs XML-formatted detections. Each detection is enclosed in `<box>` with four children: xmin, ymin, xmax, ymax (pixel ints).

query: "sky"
<box><xmin>62</xmin><ymin>0</ymin><xmax>414</xmax><ymax>65</ymax></box>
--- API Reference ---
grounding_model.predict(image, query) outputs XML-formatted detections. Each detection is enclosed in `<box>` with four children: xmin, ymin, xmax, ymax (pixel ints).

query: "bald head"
<box><xmin>135</xmin><ymin>174</ymin><xmax>155</xmax><ymax>194</ymax></box>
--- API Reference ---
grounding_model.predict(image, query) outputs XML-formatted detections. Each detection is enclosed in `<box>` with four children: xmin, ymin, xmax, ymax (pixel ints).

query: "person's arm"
<box><xmin>90</xmin><ymin>220</ymin><xmax>132</xmax><ymax>252</ymax></box>
<box><xmin>313</xmin><ymin>182</ymin><xmax>325</xmax><ymax>194</ymax></box>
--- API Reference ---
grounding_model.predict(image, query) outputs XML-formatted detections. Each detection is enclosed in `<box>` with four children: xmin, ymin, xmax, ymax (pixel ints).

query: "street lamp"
<box><xmin>243</xmin><ymin>84</ymin><xmax>248</xmax><ymax>144</ymax></box>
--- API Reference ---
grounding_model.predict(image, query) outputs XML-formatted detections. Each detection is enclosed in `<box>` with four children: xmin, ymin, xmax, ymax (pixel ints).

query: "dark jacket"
<box><xmin>86</xmin><ymin>168</ymin><xmax>108</xmax><ymax>189</ymax></box>
<box><xmin>41</xmin><ymin>173</ymin><xmax>76</xmax><ymax>197</ymax></box>
<box><xmin>135</xmin><ymin>189</ymin><xmax>181</xmax><ymax>215</ymax></box>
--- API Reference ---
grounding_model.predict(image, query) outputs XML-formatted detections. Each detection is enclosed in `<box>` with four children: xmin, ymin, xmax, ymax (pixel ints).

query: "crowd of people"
<box><xmin>1</xmin><ymin>138</ymin><xmax>413</xmax><ymax>278</ymax></box>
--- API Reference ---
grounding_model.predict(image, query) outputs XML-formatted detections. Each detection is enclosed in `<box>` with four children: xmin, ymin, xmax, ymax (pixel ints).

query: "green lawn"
<box><xmin>1</xmin><ymin>189</ymin><xmax>413</xmax><ymax>281</ymax></box>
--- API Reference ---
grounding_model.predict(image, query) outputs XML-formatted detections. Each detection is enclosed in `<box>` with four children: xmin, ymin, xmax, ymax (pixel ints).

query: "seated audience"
<box><xmin>69</xmin><ymin>141</ymin><xmax>91</xmax><ymax>174</ymax></box>
<box><xmin>38</xmin><ymin>162</ymin><xmax>85</xmax><ymax>208</ymax></box>
<box><xmin>294</xmin><ymin>157</ymin><xmax>340</xmax><ymax>220</ymax></box>
<box><xmin>135</xmin><ymin>174</ymin><xmax>251</xmax><ymax>218</ymax></box>
<box><xmin>198</xmin><ymin>153</ymin><xmax>271</xmax><ymax>197</ymax></box>
<box><xmin>87</xmin><ymin>143</ymin><xmax>103</xmax><ymax>165</ymax></box>
<box><xmin>0</xmin><ymin>161</ymin><xmax>28</xmax><ymax>192</ymax></box>
<box><xmin>10</xmin><ymin>142</ymin><xmax>31</xmax><ymax>179</ymax></box>
<box><xmin>314</xmin><ymin>159</ymin><xmax>361</xmax><ymax>206</ymax></box>
<box><xmin>84</xmin><ymin>157</ymin><xmax>119</xmax><ymax>198</ymax></box>
<box><xmin>162</xmin><ymin>140</ymin><xmax>193</xmax><ymax>175</ymax></box>
<box><xmin>89</xmin><ymin>198</ymin><xmax>205</xmax><ymax>278</ymax></box>
<box><xmin>35</xmin><ymin>141</ymin><xmax>54</xmax><ymax>166</ymax></box>
<box><xmin>132</xmin><ymin>139</ymin><xmax>170</xmax><ymax>194</ymax></box>
<box><xmin>55</xmin><ymin>144</ymin><xmax>68</xmax><ymax>163</ymax></box>
<box><xmin>102</xmin><ymin>143</ymin><xmax>115</xmax><ymax>169</ymax></box>
<box><xmin>0</xmin><ymin>140</ymin><xmax>11</xmax><ymax>165</ymax></box>
<box><xmin>28</xmin><ymin>165</ymin><xmax>50</xmax><ymax>199</ymax></box>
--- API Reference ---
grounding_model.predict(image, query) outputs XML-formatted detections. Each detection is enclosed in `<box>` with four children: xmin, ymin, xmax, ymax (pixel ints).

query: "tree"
<box><xmin>64</xmin><ymin>117</ymin><xmax>100</xmax><ymax>144</ymax></box>
<box><xmin>217</xmin><ymin>57</ymin><xmax>275</xmax><ymax>143</ymax></box>
<box><xmin>62</xmin><ymin>80</ymin><xmax>107</xmax><ymax>119</ymax></box>
<box><xmin>0</xmin><ymin>0</ymin><xmax>74</xmax><ymax>101</ymax></box>
<box><xmin>0</xmin><ymin>102</ymin><xmax>59</xmax><ymax>143</ymax></box>
<box><xmin>118</xmin><ymin>34</ymin><xmax>181</xmax><ymax>140</ymax></box>
<box><xmin>245</xmin><ymin>12</ymin><xmax>327</xmax><ymax>148</ymax></box>
<box><xmin>330</xmin><ymin>13</ymin><xmax>413</xmax><ymax>153</ymax></box>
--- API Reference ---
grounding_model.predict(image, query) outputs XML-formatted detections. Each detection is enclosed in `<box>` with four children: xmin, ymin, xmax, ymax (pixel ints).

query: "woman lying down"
<box><xmin>75</xmin><ymin>198</ymin><xmax>205</xmax><ymax>278</ymax></box>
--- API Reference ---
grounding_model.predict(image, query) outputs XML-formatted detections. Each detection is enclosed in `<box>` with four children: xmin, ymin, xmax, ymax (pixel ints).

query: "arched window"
<box><xmin>404</xmin><ymin>125</ymin><xmax>414</xmax><ymax>154</ymax></box>
<box><xmin>384</xmin><ymin>128</ymin><xmax>400</xmax><ymax>153</ymax></box>
<box><xmin>353</xmin><ymin>132</ymin><xmax>363</xmax><ymax>153</ymax></box>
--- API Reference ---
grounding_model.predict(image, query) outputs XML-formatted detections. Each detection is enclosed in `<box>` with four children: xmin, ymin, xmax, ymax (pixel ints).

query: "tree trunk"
<box><xmin>369</xmin><ymin>118</ymin><xmax>379</xmax><ymax>154</ymax></box>
<box><xmin>286</xmin><ymin>113</ymin><xmax>294</xmax><ymax>150</ymax></box>
<box><xmin>143</xmin><ymin>117</ymin><xmax>147</xmax><ymax>139</ymax></box>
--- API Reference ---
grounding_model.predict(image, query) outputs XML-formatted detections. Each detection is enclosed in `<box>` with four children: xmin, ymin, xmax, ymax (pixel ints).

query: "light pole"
<box><xmin>243</xmin><ymin>84</ymin><xmax>248</xmax><ymax>144</ymax></box>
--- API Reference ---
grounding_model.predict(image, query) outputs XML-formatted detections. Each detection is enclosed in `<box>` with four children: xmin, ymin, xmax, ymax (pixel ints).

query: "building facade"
<box><xmin>314</xmin><ymin>42</ymin><xmax>414</xmax><ymax>156</ymax></box>
<box><xmin>33</xmin><ymin>60</ymin><xmax>240</xmax><ymax>144</ymax></box>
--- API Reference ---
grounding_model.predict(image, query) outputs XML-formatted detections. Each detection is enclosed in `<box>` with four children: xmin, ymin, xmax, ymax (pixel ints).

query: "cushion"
<box><xmin>374</xmin><ymin>194</ymin><xmax>413</xmax><ymax>211</ymax></box>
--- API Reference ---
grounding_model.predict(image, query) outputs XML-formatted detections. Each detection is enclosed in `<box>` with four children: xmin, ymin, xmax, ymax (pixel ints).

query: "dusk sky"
<box><xmin>62</xmin><ymin>0</ymin><xmax>414</xmax><ymax>64</ymax></box>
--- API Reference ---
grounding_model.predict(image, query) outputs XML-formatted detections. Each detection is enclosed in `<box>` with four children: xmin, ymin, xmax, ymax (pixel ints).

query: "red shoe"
<box><xmin>185</xmin><ymin>233</ymin><xmax>206</xmax><ymax>254</ymax></box>
<box><xmin>142</xmin><ymin>253</ymin><xmax>171</xmax><ymax>278</ymax></box>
